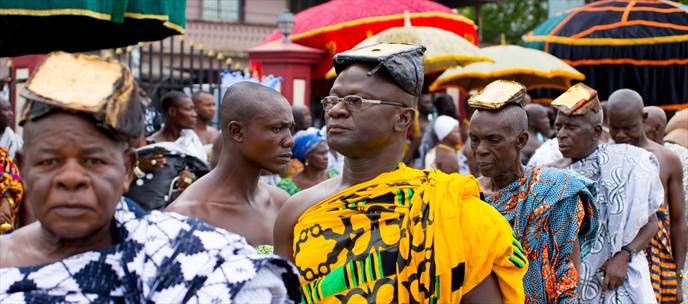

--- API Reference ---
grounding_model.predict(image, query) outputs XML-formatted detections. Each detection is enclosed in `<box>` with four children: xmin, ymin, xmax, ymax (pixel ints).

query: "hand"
<box><xmin>600</xmin><ymin>251</ymin><xmax>630</xmax><ymax>292</ymax></box>
<box><xmin>676</xmin><ymin>281</ymin><xmax>683</xmax><ymax>303</ymax></box>
<box><xmin>175</xmin><ymin>170</ymin><xmax>194</xmax><ymax>191</ymax></box>
<box><xmin>138</xmin><ymin>153</ymin><xmax>166</xmax><ymax>173</ymax></box>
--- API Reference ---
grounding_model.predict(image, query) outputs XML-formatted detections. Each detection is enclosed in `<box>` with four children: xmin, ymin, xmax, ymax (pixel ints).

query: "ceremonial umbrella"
<box><xmin>429</xmin><ymin>45</ymin><xmax>584</xmax><ymax>92</ymax></box>
<box><xmin>0</xmin><ymin>0</ymin><xmax>186</xmax><ymax>57</ymax></box>
<box><xmin>523</xmin><ymin>0</ymin><xmax>688</xmax><ymax>108</ymax></box>
<box><xmin>325</xmin><ymin>26</ymin><xmax>493</xmax><ymax>80</ymax></box>
<box><xmin>262</xmin><ymin>0</ymin><xmax>479</xmax><ymax>78</ymax></box>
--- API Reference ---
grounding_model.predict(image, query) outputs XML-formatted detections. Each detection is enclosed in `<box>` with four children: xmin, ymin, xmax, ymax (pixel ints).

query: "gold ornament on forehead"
<box><xmin>551</xmin><ymin>83</ymin><xmax>600</xmax><ymax>116</ymax></box>
<box><xmin>468</xmin><ymin>80</ymin><xmax>526</xmax><ymax>110</ymax></box>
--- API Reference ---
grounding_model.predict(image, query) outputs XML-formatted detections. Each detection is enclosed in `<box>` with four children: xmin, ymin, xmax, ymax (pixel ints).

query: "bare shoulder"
<box><xmin>165</xmin><ymin>197</ymin><xmax>200</xmax><ymax>216</ymax></box>
<box><xmin>274</xmin><ymin>177</ymin><xmax>342</xmax><ymax>258</ymax></box>
<box><xmin>262</xmin><ymin>182</ymin><xmax>290</xmax><ymax>209</ymax></box>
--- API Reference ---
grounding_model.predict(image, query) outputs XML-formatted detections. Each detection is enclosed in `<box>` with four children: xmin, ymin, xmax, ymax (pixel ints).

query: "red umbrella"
<box><xmin>262</xmin><ymin>0</ymin><xmax>478</xmax><ymax>78</ymax></box>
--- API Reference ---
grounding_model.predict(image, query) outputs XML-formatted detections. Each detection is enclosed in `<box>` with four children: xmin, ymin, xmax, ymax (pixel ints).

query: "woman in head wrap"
<box><xmin>424</xmin><ymin>115</ymin><xmax>464</xmax><ymax>174</ymax></box>
<box><xmin>277</xmin><ymin>130</ymin><xmax>337</xmax><ymax>195</ymax></box>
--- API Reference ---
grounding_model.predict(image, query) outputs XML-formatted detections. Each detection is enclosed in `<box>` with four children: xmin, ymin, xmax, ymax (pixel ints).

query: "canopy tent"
<box><xmin>523</xmin><ymin>0</ymin><xmax>688</xmax><ymax>108</ymax></box>
<box><xmin>430</xmin><ymin>45</ymin><xmax>584</xmax><ymax>92</ymax></box>
<box><xmin>262</xmin><ymin>0</ymin><xmax>479</xmax><ymax>79</ymax></box>
<box><xmin>0</xmin><ymin>0</ymin><xmax>186</xmax><ymax>56</ymax></box>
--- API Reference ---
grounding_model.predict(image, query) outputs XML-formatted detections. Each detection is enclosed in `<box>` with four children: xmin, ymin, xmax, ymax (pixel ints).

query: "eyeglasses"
<box><xmin>321</xmin><ymin>95</ymin><xmax>408</xmax><ymax>112</ymax></box>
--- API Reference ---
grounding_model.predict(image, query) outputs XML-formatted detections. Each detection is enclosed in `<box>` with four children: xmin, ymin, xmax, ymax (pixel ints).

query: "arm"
<box><xmin>666</xmin><ymin>154</ymin><xmax>687</xmax><ymax>271</ymax></box>
<box><xmin>461</xmin><ymin>273</ymin><xmax>503</xmax><ymax>304</ymax></box>
<box><xmin>602</xmin><ymin>214</ymin><xmax>658</xmax><ymax>291</ymax></box>
<box><xmin>273</xmin><ymin>197</ymin><xmax>299</xmax><ymax>261</ymax></box>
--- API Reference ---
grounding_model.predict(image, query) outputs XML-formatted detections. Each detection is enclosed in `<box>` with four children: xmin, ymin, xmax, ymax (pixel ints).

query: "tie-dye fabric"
<box><xmin>485</xmin><ymin>166</ymin><xmax>599</xmax><ymax>304</ymax></box>
<box><xmin>567</xmin><ymin>144</ymin><xmax>663</xmax><ymax>304</ymax></box>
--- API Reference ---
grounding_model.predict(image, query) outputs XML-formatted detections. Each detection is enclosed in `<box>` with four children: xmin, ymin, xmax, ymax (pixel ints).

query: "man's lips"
<box><xmin>50</xmin><ymin>205</ymin><xmax>93</xmax><ymax>217</ymax></box>
<box><xmin>277</xmin><ymin>153</ymin><xmax>293</xmax><ymax>162</ymax></box>
<box><xmin>327</xmin><ymin>124</ymin><xmax>350</xmax><ymax>134</ymax></box>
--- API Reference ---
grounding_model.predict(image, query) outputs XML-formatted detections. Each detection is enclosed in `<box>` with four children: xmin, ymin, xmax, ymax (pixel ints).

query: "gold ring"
<box><xmin>151</xmin><ymin>159</ymin><xmax>157</xmax><ymax>166</ymax></box>
<box><xmin>183</xmin><ymin>177</ymin><xmax>192</xmax><ymax>184</ymax></box>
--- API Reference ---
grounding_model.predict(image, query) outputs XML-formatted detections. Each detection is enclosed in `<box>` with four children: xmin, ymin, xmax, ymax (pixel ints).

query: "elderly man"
<box><xmin>0</xmin><ymin>52</ymin><xmax>300</xmax><ymax>303</ymax></box>
<box><xmin>553</xmin><ymin>83</ymin><xmax>663</xmax><ymax>303</ymax></box>
<box><xmin>468</xmin><ymin>80</ymin><xmax>598</xmax><ymax>304</ymax></box>
<box><xmin>607</xmin><ymin>89</ymin><xmax>687</xmax><ymax>303</ymax></box>
<box><xmin>275</xmin><ymin>44</ymin><xmax>527</xmax><ymax>303</ymax></box>
<box><xmin>167</xmin><ymin>82</ymin><xmax>294</xmax><ymax>248</ymax></box>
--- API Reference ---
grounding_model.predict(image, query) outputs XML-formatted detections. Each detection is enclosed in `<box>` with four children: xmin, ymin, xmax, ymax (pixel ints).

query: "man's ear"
<box><xmin>122</xmin><ymin>148</ymin><xmax>137</xmax><ymax>194</ymax></box>
<box><xmin>394</xmin><ymin>108</ymin><xmax>416</xmax><ymax>132</ymax></box>
<box><xmin>228</xmin><ymin>121</ymin><xmax>244</xmax><ymax>143</ymax></box>
<box><xmin>516</xmin><ymin>131</ymin><xmax>529</xmax><ymax>150</ymax></box>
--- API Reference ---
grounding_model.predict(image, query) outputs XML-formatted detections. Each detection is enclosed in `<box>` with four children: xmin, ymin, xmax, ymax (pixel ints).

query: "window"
<box><xmin>202</xmin><ymin>0</ymin><xmax>243</xmax><ymax>22</ymax></box>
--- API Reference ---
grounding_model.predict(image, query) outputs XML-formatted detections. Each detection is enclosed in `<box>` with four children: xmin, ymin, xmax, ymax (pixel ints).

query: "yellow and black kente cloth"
<box><xmin>293</xmin><ymin>164</ymin><xmax>527</xmax><ymax>303</ymax></box>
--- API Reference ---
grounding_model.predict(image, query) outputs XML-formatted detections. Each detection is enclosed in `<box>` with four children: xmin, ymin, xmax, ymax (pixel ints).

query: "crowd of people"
<box><xmin>0</xmin><ymin>42</ymin><xmax>686</xmax><ymax>304</ymax></box>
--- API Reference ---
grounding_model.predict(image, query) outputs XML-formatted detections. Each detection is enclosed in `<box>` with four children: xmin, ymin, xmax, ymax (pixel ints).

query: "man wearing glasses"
<box><xmin>274</xmin><ymin>43</ymin><xmax>527</xmax><ymax>303</ymax></box>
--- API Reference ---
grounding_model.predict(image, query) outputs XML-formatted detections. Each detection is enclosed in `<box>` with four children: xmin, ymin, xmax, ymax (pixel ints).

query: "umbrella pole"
<box><xmin>475</xmin><ymin>4</ymin><xmax>482</xmax><ymax>42</ymax></box>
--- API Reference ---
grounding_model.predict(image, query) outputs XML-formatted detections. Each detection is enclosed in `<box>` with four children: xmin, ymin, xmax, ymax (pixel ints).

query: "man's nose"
<box><xmin>54</xmin><ymin>159</ymin><xmax>90</xmax><ymax>192</ymax></box>
<box><xmin>327</xmin><ymin>101</ymin><xmax>350</xmax><ymax>119</ymax></box>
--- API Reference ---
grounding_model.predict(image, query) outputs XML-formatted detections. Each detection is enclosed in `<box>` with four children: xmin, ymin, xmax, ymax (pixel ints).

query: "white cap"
<box><xmin>433</xmin><ymin>115</ymin><xmax>459</xmax><ymax>141</ymax></box>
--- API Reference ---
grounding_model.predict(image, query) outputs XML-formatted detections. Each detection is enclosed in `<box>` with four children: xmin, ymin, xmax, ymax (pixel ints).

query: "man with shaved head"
<box><xmin>469</xmin><ymin>80</ymin><xmax>598</xmax><ymax>303</ymax></box>
<box><xmin>522</xmin><ymin>103</ymin><xmax>552</xmax><ymax>163</ymax></box>
<box><xmin>191</xmin><ymin>91</ymin><xmax>220</xmax><ymax>146</ymax></box>
<box><xmin>554</xmin><ymin>83</ymin><xmax>662</xmax><ymax>303</ymax></box>
<box><xmin>166</xmin><ymin>81</ymin><xmax>294</xmax><ymax>248</ymax></box>
<box><xmin>608</xmin><ymin>88</ymin><xmax>686</xmax><ymax>303</ymax></box>
<box><xmin>275</xmin><ymin>44</ymin><xmax>528</xmax><ymax>303</ymax></box>
<box><xmin>645</xmin><ymin>106</ymin><xmax>688</xmax><ymax>205</ymax></box>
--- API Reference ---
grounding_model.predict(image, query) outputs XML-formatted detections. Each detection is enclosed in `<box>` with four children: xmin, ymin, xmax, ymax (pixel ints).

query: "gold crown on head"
<box><xmin>468</xmin><ymin>80</ymin><xmax>526</xmax><ymax>110</ymax></box>
<box><xmin>551</xmin><ymin>83</ymin><xmax>600</xmax><ymax>116</ymax></box>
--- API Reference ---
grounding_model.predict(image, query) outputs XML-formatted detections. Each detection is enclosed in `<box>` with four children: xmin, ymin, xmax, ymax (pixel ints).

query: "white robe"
<box><xmin>568</xmin><ymin>144</ymin><xmax>662</xmax><ymax>304</ymax></box>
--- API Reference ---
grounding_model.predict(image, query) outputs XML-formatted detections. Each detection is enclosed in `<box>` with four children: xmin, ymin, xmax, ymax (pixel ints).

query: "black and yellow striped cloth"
<box><xmin>293</xmin><ymin>164</ymin><xmax>527</xmax><ymax>303</ymax></box>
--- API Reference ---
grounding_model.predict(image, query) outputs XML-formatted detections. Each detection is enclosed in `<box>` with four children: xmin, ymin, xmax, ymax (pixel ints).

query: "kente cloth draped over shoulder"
<box><xmin>293</xmin><ymin>164</ymin><xmax>527</xmax><ymax>303</ymax></box>
<box><xmin>0</xmin><ymin>147</ymin><xmax>23</xmax><ymax>234</ymax></box>
<box><xmin>646</xmin><ymin>207</ymin><xmax>679</xmax><ymax>303</ymax></box>
<box><xmin>0</xmin><ymin>199</ymin><xmax>301</xmax><ymax>303</ymax></box>
<box><xmin>484</xmin><ymin>166</ymin><xmax>599</xmax><ymax>304</ymax></box>
<box><xmin>567</xmin><ymin>144</ymin><xmax>663</xmax><ymax>304</ymax></box>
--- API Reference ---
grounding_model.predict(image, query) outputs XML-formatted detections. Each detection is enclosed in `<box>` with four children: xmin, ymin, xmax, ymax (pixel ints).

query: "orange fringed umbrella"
<box><xmin>262</xmin><ymin>0</ymin><xmax>478</xmax><ymax>79</ymax></box>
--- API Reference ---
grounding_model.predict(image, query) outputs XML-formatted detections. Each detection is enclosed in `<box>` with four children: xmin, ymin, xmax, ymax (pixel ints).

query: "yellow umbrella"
<box><xmin>325</xmin><ymin>26</ymin><xmax>493</xmax><ymax>78</ymax></box>
<box><xmin>429</xmin><ymin>45</ymin><xmax>585</xmax><ymax>92</ymax></box>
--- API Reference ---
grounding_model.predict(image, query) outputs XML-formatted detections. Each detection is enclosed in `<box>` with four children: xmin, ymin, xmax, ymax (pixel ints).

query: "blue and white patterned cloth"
<box><xmin>0</xmin><ymin>199</ymin><xmax>301</xmax><ymax>303</ymax></box>
<box><xmin>568</xmin><ymin>144</ymin><xmax>663</xmax><ymax>304</ymax></box>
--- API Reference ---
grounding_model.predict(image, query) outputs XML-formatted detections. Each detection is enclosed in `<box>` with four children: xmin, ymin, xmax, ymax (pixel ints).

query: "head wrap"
<box><xmin>551</xmin><ymin>83</ymin><xmax>601</xmax><ymax>116</ymax></box>
<box><xmin>433</xmin><ymin>115</ymin><xmax>459</xmax><ymax>141</ymax></box>
<box><xmin>19</xmin><ymin>51</ymin><xmax>143</xmax><ymax>141</ymax></box>
<box><xmin>468</xmin><ymin>80</ymin><xmax>526</xmax><ymax>110</ymax></box>
<box><xmin>292</xmin><ymin>129</ymin><xmax>325</xmax><ymax>162</ymax></box>
<box><xmin>333</xmin><ymin>43</ymin><xmax>426</xmax><ymax>97</ymax></box>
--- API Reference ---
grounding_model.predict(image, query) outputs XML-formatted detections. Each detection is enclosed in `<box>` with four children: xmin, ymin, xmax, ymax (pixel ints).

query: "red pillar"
<box><xmin>9</xmin><ymin>55</ymin><xmax>45</xmax><ymax>130</ymax></box>
<box><xmin>248</xmin><ymin>42</ymin><xmax>325</xmax><ymax>106</ymax></box>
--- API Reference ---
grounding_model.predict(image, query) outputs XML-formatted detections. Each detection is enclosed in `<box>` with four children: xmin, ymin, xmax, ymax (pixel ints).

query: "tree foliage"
<box><xmin>458</xmin><ymin>0</ymin><xmax>548</xmax><ymax>45</ymax></box>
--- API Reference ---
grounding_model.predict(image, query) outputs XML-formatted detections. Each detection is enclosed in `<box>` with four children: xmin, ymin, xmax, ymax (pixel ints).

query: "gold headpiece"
<box><xmin>468</xmin><ymin>80</ymin><xmax>526</xmax><ymax>110</ymax></box>
<box><xmin>551</xmin><ymin>83</ymin><xmax>600</xmax><ymax>116</ymax></box>
<box><xmin>20</xmin><ymin>52</ymin><xmax>143</xmax><ymax>140</ymax></box>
